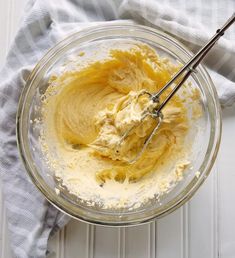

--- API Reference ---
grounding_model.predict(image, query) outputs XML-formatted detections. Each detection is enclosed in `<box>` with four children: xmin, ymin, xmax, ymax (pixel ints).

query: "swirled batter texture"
<box><xmin>40</xmin><ymin>43</ymin><xmax>199</xmax><ymax>209</ymax></box>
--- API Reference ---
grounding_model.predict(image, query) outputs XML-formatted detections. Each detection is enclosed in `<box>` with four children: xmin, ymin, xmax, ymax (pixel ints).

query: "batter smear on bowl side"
<box><xmin>39</xmin><ymin>43</ymin><xmax>202</xmax><ymax>209</ymax></box>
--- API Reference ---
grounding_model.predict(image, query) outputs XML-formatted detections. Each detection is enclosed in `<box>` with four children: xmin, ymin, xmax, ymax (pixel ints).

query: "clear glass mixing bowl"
<box><xmin>16</xmin><ymin>24</ymin><xmax>221</xmax><ymax>226</ymax></box>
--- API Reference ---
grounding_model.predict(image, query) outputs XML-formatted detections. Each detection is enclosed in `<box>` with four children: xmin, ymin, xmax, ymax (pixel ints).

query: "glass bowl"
<box><xmin>16</xmin><ymin>24</ymin><xmax>221</xmax><ymax>226</ymax></box>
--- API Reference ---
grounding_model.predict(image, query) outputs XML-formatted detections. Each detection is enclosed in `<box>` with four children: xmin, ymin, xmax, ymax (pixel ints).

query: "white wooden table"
<box><xmin>1</xmin><ymin>1</ymin><xmax>235</xmax><ymax>257</ymax></box>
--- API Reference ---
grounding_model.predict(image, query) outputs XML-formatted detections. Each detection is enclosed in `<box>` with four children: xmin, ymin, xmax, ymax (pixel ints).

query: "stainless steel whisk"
<box><xmin>118</xmin><ymin>13</ymin><xmax>235</xmax><ymax>164</ymax></box>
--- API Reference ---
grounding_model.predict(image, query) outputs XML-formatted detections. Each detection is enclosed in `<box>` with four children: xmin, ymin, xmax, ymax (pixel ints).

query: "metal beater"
<box><xmin>118</xmin><ymin>13</ymin><xmax>235</xmax><ymax>164</ymax></box>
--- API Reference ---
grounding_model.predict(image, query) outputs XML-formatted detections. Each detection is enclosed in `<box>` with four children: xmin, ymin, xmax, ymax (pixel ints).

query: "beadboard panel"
<box><xmin>125</xmin><ymin>224</ymin><xmax>149</xmax><ymax>258</ymax></box>
<box><xmin>217</xmin><ymin>106</ymin><xmax>235</xmax><ymax>258</ymax></box>
<box><xmin>0</xmin><ymin>181</ymin><xmax>12</xmax><ymax>258</ymax></box>
<box><xmin>188</xmin><ymin>169</ymin><xmax>219</xmax><ymax>258</ymax></box>
<box><xmin>156</xmin><ymin>208</ymin><xmax>182</xmax><ymax>258</ymax></box>
<box><xmin>93</xmin><ymin>226</ymin><xmax>119</xmax><ymax>258</ymax></box>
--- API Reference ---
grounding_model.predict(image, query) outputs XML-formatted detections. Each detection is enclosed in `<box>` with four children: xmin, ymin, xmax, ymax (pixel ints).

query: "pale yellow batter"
<box><xmin>40</xmin><ymin>43</ymin><xmax>200</xmax><ymax>209</ymax></box>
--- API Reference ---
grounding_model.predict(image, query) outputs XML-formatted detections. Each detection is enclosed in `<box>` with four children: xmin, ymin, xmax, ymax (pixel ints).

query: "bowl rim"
<box><xmin>16</xmin><ymin>23</ymin><xmax>222</xmax><ymax>226</ymax></box>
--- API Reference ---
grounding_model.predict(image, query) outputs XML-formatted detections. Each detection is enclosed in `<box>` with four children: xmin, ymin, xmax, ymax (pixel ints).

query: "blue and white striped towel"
<box><xmin>0</xmin><ymin>0</ymin><xmax>234</xmax><ymax>257</ymax></box>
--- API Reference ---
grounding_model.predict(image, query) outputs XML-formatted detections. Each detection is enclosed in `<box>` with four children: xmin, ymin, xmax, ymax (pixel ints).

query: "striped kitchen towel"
<box><xmin>0</xmin><ymin>0</ymin><xmax>234</xmax><ymax>257</ymax></box>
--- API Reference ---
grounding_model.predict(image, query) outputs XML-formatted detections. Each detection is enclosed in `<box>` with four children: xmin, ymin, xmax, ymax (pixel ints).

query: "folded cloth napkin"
<box><xmin>0</xmin><ymin>0</ymin><xmax>234</xmax><ymax>257</ymax></box>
